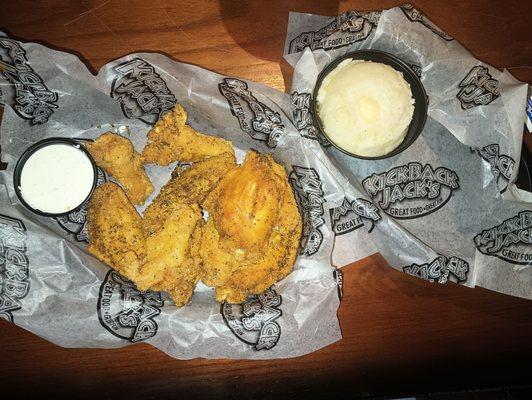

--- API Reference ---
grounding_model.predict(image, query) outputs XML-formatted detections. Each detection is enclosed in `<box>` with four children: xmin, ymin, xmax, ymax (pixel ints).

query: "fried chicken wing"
<box><xmin>206</xmin><ymin>152</ymin><xmax>282</xmax><ymax>255</ymax></box>
<box><xmin>164</xmin><ymin>223</ymin><xmax>204</xmax><ymax>306</ymax></box>
<box><xmin>87</xmin><ymin>182</ymin><xmax>145</xmax><ymax>281</ymax></box>
<box><xmin>87</xmin><ymin>181</ymin><xmax>202</xmax><ymax>306</ymax></box>
<box><xmin>142</xmin><ymin>104</ymin><xmax>234</xmax><ymax>165</ymax></box>
<box><xmin>136</xmin><ymin>203</ymin><xmax>203</xmax><ymax>307</ymax></box>
<box><xmin>85</xmin><ymin>132</ymin><xmax>154</xmax><ymax>205</ymax></box>
<box><xmin>142</xmin><ymin>152</ymin><xmax>237</xmax><ymax>237</ymax></box>
<box><xmin>137</xmin><ymin>152</ymin><xmax>236</xmax><ymax>305</ymax></box>
<box><xmin>87</xmin><ymin>104</ymin><xmax>302</xmax><ymax>307</ymax></box>
<box><xmin>199</xmin><ymin>151</ymin><xmax>302</xmax><ymax>303</ymax></box>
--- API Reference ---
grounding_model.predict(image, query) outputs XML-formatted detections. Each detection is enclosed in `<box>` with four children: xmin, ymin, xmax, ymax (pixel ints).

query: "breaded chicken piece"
<box><xmin>142</xmin><ymin>152</ymin><xmax>237</xmax><ymax>237</ymax></box>
<box><xmin>137</xmin><ymin>153</ymin><xmax>236</xmax><ymax>306</ymax></box>
<box><xmin>85</xmin><ymin>132</ymin><xmax>153</xmax><ymax>205</ymax></box>
<box><xmin>206</xmin><ymin>151</ymin><xmax>282</xmax><ymax>257</ymax></box>
<box><xmin>87</xmin><ymin>182</ymin><xmax>203</xmax><ymax>306</ymax></box>
<box><xmin>166</xmin><ymin>223</ymin><xmax>203</xmax><ymax>303</ymax></box>
<box><xmin>142</xmin><ymin>104</ymin><xmax>234</xmax><ymax>165</ymax></box>
<box><xmin>87</xmin><ymin>182</ymin><xmax>145</xmax><ymax>281</ymax></box>
<box><xmin>136</xmin><ymin>203</ymin><xmax>203</xmax><ymax>307</ymax></box>
<box><xmin>200</xmin><ymin>151</ymin><xmax>302</xmax><ymax>303</ymax></box>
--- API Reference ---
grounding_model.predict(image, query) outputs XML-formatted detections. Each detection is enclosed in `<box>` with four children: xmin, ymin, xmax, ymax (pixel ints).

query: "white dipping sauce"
<box><xmin>19</xmin><ymin>144</ymin><xmax>95</xmax><ymax>214</ymax></box>
<box><xmin>317</xmin><ymin>60</ymin><xmax>415</xmax><ymax>157</ymax></box>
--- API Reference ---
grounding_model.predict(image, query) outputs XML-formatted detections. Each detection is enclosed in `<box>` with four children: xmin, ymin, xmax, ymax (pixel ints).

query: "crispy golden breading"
<box><xmin>87</xmin><ymin>104</ymin><xmax>303</xmax><ymax>307</ymax></box>
<box><xmin>137</xmin><ymin>153</ymin><xmax>236</xmax><ymax>305</ymax></box>
<box><xmin>136</xmin><ymin>203</ymin><xmax>203</xmax><ymax>307</ymax></box>
<box><xmin>85</xmin><ymin>132</ymin><xmax>154</xmax><ymax>205</ymax></box>
<box><xmin>87</xmin><ymin>182</ymin><xmax>145</xmax><ymax>281</ymax></box>
<box><xmin>142</xmin><ymin>104</ymin><xmax>234</xmax><ymax>165</ymax></box>
<box><xmin>164</xmin><ymin>223</ymin><xmax>203</xmax><ymax>306</ymax></box>
<box><xmin>200</xmin><ymin>151</ymin><xmax>302</xmax><ymax>303</ymax></box>
<box><xmin>87</xmin><ymin>182</ymin><xmax>203</xmax><ymax>306</ymax></box>
<box><xmin>142</xmin><ymin>152</ymin><xmax>237</xmax><ymax>237</ymax></box>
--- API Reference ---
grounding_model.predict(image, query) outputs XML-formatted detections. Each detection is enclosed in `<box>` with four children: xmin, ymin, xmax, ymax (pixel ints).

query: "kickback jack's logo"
<box><xmin>333</xmin><ymin>268</ymin><xmax>343</xmax><ymax>300</ymax></box>
<box><xmin>111</xmin><ymin>58</ymin><xmax>177</xmax><ymax>124</ymax></box>
<box><xmin>97</xmin><ymin>270</ymin><xmax>164</xmax><ymax>342</ymax></box>
<box><xmin>0</xmin><ymin>37</ymin><xmax>59</xmax><ymax>124</ymax></box>
<box><xmin>457</xmin><ymin>66</ymin><xmax>500</xmax><ymax>110</ymax></box>
<box><xmin>289</xmin><ymin>166</ymin><xmax>326</xmax><ymax>255</ymax></box>
<box><xmin>472</xmin><ymin>144</ymin><xmax>514</xmax><ymax>193</ymax></box>
<box><xmin>219</xmin><ymin>78</ymin><xmax>285</xmax><ymax>147</ymax></box>
<box><xmin>474</xmin><ymin>211</ymin><xmax>532</xmax><ymax>265</ymax></box>
<box><xmin>288</xmin><ymin>10</ymin><xmax>380</xmax><ymax>54</ymax></box>
<box><xmin>329</xmin><ymin>197</ymin><xmax>380</xmax><ymax>235</ymax></box>
<box><xmin>403</xmin><ymin>255</ymin><xmax>469</xmax><ymax>283</ymax></box>
<box><xmin>0</xmin><ymin>214</ymin><xmax>29</xmax><ymax>323</ymax></box>
<box><xmin>291</xmin><ymin>91</ymin><xmax>330</xmax><ymax>146</ymax></box>
<box><xmin>362</xmin><ymin>162</ymin><xmax>460</xmax><ymax>219</ymax></box>
<box><xmin>221</xmin><ymin>288</ymin><xmax>282</xmax><ymax>351</ymax></box>
<box><xmin>410</xmin><ymin>64</ymin><xmax>422</xmax><ymax>78</ymax></box>
<box><xmin>400</xmin><ymin>4</ymin><xmax>453</xmax><ymax>41</ymax></box>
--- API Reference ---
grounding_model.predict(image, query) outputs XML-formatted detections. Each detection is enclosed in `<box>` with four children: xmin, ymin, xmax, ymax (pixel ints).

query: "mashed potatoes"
<box><xmin>317</xmin><ymin>59</ymin><xmax>414</xmax><ymax>157</ymax></box>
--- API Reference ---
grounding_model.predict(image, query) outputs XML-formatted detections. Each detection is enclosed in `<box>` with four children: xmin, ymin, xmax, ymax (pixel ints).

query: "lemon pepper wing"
<box><xmin>85</xmin><ymin>132</ymin><xmax>153</xmax><ymax>205</ymax></box>
<box><xmin>142</xmin><ymin>104</ymin><xmax>234</xmax><ymax>165</ymax></box>
<box><xmin>204</xmin><ymin>151</ymin><xmax>281</xmax><ymax>255</ymax></box>
<box><xmin>138</xmin><ymin>152</ymin><xmax>237</xmax><ymax>306</ymax></box>
<box><xmin>87</xmin><ymin>182</ymin><xmax>145</xmax><ymax>281</ymax></box>
<box><xmin>142</xmin><ymin>152</ymin><xmax>237</xmax><ymax>237</ymax></box>
<box><xmin>199</xmin><ymin>151</ymin><xmax>302</xmax><ymax>303</ymax></box>
<box><xmin>136</xmin><ymin>203</ymin><xmax>203</xmax><ymax>307</ymax></box>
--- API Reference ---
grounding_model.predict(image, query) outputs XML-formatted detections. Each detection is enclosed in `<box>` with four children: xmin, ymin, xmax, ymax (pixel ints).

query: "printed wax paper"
<box><xmin>0</xmin><ymin>34</ymin><xmax>342</xmax><ymax>359</ymax></box>
<box><xmin>283</xmin><ymin>4</ymin><xmax>531</xmax><ymax>299</ymax></box>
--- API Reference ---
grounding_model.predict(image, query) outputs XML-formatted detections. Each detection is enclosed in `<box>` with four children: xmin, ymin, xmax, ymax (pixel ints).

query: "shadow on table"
<box><xmin>218</xmin><ymin>0</ymin><xmax>339</xmax><ymax>91</ymax></box>
<box><xmin>341</xmin><ymin>254</ymin><xmax>532</xmax><ymax>326</ymax></box>
<box><xmin>0</xmin><ymin>26</ymin><xmax>97</xmax><ymax>75</ymax></box>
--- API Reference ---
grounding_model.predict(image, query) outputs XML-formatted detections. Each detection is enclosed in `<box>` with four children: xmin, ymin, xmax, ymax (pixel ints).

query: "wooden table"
<box><xmin>1</xmin><ymin>1</ymin><xmax>531</xmax><ymax>398</ymax></box>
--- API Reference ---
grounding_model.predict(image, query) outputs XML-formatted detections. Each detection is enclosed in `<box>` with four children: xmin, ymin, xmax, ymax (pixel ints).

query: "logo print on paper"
<box><xmin>291</xmin><ymin>91</ymin><xmax>330</xmax><ymax>146</ymax></box>
<box><xmin>221</xmin><ymin>288</ymin><xmax>282</xmax><ymax>351</ymax></box>
<box><xmin>111</xmin><ymin>58</ymin><xmax>177</xmax><ymax>124</ymax></box>
<box><xmin>333</xmin><ymin>268</ymin><xmax>344</xmax><ymax>300</ymax></box>
<box><xmin>362</xmin><ymin>163</ymin><xmax>460</xmax><ymax>219</ymax></box>
<box><xmin>329</xmin><ymin>197</ymin><xmax>381</xmax><ymax>236</ymax></box>
<box><xmin>219</xmin><ymin>78</ymin><xmax>285</xmax><ymax>147</ymax></box>
<box><xmin>403</xmin><ymin>255</ymin><xmax>469</xmax><ymax>284</ymax></box>
<box><xmin>472</xmin><ymin>144</ymin><xmax>514</xmax><ymax>193</ymax></box>
<box><xmin>55</xmin><ymin>166</ymin><xmax>107</xmax><ymax>243</ymax></box>
<box><xmin>0</xmin><ymin>38</ymin><xmax>59</xmax><ymax>124</ymax></box>
<box><xmin>0</xmin><ymin>214</ymin><xmax>29</xmax><ymax>323</ymax></box>
<box><xmin>474</xmin><ymin>211</ymin><xmax>532</xmax><ymax>265</ymax></box>
<box><xmin>400</xmin><ymin>4</ymin><xmax>453</xmax><ymax>41</ymax></box>
<box><xmin>288</xmin><ymin>10</ymin><xmax>380</xmax><ymax>54</ymax></box>
<box><xmin>457</xmin><ymin>66</ymin><xmax>500</xmax><ymax>109</ymax></box>
<box><xmin>97</xmin><ymin>270</ymin><xmax>164</xmax><ymax>342</ymax></box>
<box><xmin>410</xmin><ymin>64</ymin><xmax>422</xmax><ymax>78</ymax></box>
<box><xmin>289</xmin><ymin>166</ymin><xmax>325</xmax><ymax>256</ymax></box>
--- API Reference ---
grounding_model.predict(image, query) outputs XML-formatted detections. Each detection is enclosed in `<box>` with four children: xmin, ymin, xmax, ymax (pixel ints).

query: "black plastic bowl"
<box><xmin>312</xmin><ymin>50</ymin><xmax>428</xmax><ymax>160</ymax></box>
<box><xmin>13</xmin><ymin>137</ymin><xmax>98</xmax><ymax>217</ymax></box>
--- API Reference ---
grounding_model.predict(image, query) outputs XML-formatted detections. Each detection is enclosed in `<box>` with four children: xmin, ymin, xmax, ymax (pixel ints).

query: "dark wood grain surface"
<box><xmin>1</xmin><ymin>1</ymin><xmax>531</xmax><ymax>399</ymax></box>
